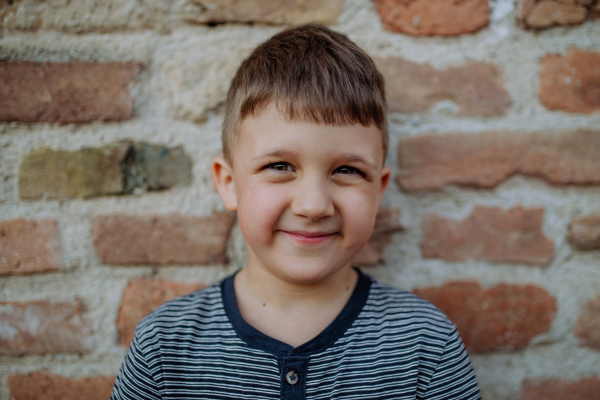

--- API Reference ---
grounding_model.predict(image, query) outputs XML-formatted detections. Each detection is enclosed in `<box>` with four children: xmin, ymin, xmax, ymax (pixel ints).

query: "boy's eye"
<box><xmin>267</xmin><ymin>162</ymin><xmax>294</xmax><ymax>172</ymax></box>
<box><xmin>335</xmin><ymin>166</ymin><xmax>362</xmax><ymax>176</ymax></box>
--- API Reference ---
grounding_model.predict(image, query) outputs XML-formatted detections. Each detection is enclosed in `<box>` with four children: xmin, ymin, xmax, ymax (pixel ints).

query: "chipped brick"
<box><xmin>8</xmin><ymin>372</ymin><xmax>115</xmax><ymax>400</ymax></box>
<box><xmin>573</xmin><ymin>295</ymin><xmax>600</xmax><ymax>350</ymax></box>
<box><xmin>568</xmin><ymin>215</ymin><xmax>600</xmax><ymax>250</ymax></box>
<box><xmin>516</xmin><ymin>376</ymin><xmax>600</xmax><ymax>400</ymax></box>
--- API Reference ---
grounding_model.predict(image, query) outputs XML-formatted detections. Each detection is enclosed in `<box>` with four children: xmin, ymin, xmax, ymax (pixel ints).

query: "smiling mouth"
<box><xmin>281</xmin><ymin>230</ymin><xmax>337</xmax><ymax>244</ymax></box>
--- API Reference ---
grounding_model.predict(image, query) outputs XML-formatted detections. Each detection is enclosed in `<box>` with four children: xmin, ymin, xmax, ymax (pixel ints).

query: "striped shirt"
<box><xmin>111</xmin><ymin>269</ymin><xmax>481</xmax><ymax>399</ymax></box>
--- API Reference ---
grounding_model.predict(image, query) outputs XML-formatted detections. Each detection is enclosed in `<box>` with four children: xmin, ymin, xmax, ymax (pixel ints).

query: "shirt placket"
<box><xmin>278</xmin><ymin>355</ymin><xmax>309</xmax><ymax>400</ymax></box>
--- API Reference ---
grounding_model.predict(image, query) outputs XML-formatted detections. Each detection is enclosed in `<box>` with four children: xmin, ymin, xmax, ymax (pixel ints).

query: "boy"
<box><xmin>111</xmin><ymin>25</ymin><xmax>481</xmax><ymax>399</ymax></box>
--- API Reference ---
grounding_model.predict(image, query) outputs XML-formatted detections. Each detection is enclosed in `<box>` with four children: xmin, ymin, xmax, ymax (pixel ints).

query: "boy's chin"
<box><xmin>268</xmin><ymin>260</ymin><xmax>353</xmax><ymax>286</ymax></box>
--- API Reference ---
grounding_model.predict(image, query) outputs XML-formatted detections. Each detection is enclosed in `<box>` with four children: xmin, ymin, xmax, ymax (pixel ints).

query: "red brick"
<box><xmin>353</xmin><ymin>208</ymin><xmax>403</xmax><ymax>266</ymax></box>
<box><xmin>539</xmin><ymin>49</ymin><xmax>600</xmax><ymax>114</ymax></box>
<box><xmin>117</xmin><ymin>278</ymin><xmax>206</xmax><ymax>346</ymax></box>
<box><xmin>517</xmin><ymin>0</ymin><xmax>598</xmax><ymax>29</ymax></box>
<box><xmin>191</xmin><ymin>0</ymin><xmax>343</xmax><ymax>25</ymax></box>
<box><xmin>0</xmin><ymin>62</ymin><xmax>140</xmax><ymax>123</ymax></box>
<box><xmin>516</xmin><ymin>376</ymin><xmax>600</xmax><ymax>400</ymax></box>
<box><xmin>422</xmin><ymin>206</ymin><xmax>554</xmax><ymax>265</ymax></box>
<box><xmin>92</xmin><ymin>212</ymin><xmax>235</xmax><ymax>265</ymax></box>
<box><xmin>397</xmin><ymin>130</ymin><xmax>600</xmax><ymax>192</ymax></box>
<box><xmin>8</xmin><ymin>372</ymin><xmax>115</xmax><ymax>400</ymax></box>
<box><xmin>568</xmin><ymin>215</ymin><xmax>600</xmax><ymax>250</ymax></box>
<box><xmin>372</xmin><ymin>0</ymin><xmax>490</xmax><ymax>36</ymax></box>
<box><xmin>573</xmin><ymin>295</ymin><xmax>600</xmax><ymax>350</ymax></box>
<box><xmin>414</xmin><ymin>281</ymin><xmax>557</xmax><ymax>352</ymax></box>
<box><xmin>0</xmin><ymin>219</ymin><xmax>62</xmax><ymax>275</ymax></box>
<box><xmin>375</xmin><ymin>58</ymin><xmax>511</xmax><ymax>116</ymax></box>
<box><xmin>0</xmin><ymin>300</ymin><xmax>92</xmax><ymax>355</ymax></box>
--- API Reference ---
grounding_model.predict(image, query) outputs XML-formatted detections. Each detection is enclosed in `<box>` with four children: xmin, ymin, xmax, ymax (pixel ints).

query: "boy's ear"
<box><xmin>376</xmin><ymin>166</ymin><xmax>391</xmax><ymax>208</ymax></box>
<box><xmin>212</xmin><ymin>156</ymin><xmax>238</xmax><ymax>211</ymax></box>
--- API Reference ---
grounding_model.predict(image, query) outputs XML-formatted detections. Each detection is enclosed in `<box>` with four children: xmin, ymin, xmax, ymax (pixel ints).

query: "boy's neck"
<box><xmin>233</xmin><ymin>262</ymin><xmax>359</xmax><ymax>347</ymax></box>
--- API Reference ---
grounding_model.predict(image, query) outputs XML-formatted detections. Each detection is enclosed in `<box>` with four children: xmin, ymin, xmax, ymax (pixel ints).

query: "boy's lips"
<box><xmin>280</xmin><ymin>230</ymin><xmax>337</xmax><ymax>244</ymax></box>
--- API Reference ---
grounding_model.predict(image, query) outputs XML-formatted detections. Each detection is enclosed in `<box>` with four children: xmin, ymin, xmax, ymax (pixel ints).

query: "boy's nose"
<box><xmin>291</xmin><ymin>179</ymin><xmax>335</xmax><ymax>221</ymax></box>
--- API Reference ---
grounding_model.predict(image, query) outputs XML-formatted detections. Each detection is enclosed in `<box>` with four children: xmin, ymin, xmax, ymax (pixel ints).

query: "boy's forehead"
<box><xmin>236</xmin><ymin>105</ymin><xmax>385</xmax><ymax>163</ymax></box>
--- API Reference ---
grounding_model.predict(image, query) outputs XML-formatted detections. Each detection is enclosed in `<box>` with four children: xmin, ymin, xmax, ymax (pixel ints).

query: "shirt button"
<box><xmin>286</xmin><ymin>370</ymin><xmax>299</xmax><ymax>385</ymax></box>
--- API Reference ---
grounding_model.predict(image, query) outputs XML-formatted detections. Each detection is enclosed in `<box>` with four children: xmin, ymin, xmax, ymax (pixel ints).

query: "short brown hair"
<box><xmin>222</xmin><ymin>24</ymin><xmax>387</xmax><ymax>163</ymax></box>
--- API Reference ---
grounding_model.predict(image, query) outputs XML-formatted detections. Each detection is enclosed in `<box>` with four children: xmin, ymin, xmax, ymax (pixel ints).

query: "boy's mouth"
<box><xmin>281</xmin><ymin>230</ymin><xmax>337</xmax><ymax>244</ymax></box>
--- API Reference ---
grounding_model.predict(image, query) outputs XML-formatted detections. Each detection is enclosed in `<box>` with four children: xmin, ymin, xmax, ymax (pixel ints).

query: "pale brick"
<box><xmin>414</xmin><ymin>281</ymin><xmax>557</xmax><ymax>352</ymax></box>
<box><xmin>0</xmin><ymin>300</ymin><xmax>92</xmax><ymax>355</ymax></box>
<box><xmin>117</xmin><ymin>278</ymin><xmax>206</xmax><ymax>346</ymax></box>
<box><xmin>573</xmin><ymin>295</ymin><xmax>600</xmax><ymax>349</ymax></box>
<box><xmin>19</xmin><ymin>141</ymin><xmax>191</xmax><ymax>200</ymax></box>
<box><xmin>8</xmin><ymin>372</ymin><xmax>115</xmax><ymax>400</ymax></box>
<box><xmin>422</xmin><ymin>206</ymin><xmax>554</xmax><ymax>266</ymax></box>
<box><xmin>372</xmin><ymin>0</ymin><xmax>490</xmax><ymax>36</ymax></box>
<box><xmin>0</xmin><ymin>219</ymin><xmax>62</xmax><ymax>275</ymax></box>
<box><xmin>0</xmin><ymin>0</ymin><xmax>202</xmax><ymax>33</ymax></box>
<box><xmin>396</xmin><ymin>130</ymin><xmax>600</xmax><ymax>191</ymax></box>
<box><xmin>375</xmin><ymin>58</ymin><xmax>511</xmax><ymax>116</ymax></box>
<box><xmin>191</xmin><ymin>0</ymin><xmax>343</xmax><ymax>25</ymax></box>
<box><xmin>516</xmin><ymin>376</ymin><xmax>600</xmax><ymax>400</ymax></box>
<box><xmin>92</xmin><ymin>212</ymin><xmax>235</xmax><ymax>265</ymax></box>
<box><xmin>0</xmin><ymin>62</ymin><xmax>140</xmax><ymax>123</ymax></box>
<box><xmin>568</xmin><ymin>215</ymin><xmax>600</xmax><ymax>250</ymax></box>
<box><xmin>540</xmin><ymin>49</ymin><xmax>600</xmax><ymax>114</ymax></box>
<box><xmin>353</xmin><ymin>208</ymin><xmax>403</xmax><ymax>266</ymax></box>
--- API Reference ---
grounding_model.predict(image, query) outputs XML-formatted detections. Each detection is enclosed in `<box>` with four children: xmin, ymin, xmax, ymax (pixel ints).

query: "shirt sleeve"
<box><xmin>419</xmin><ymin>327</ymin><xmax>482</xmax><ymax>400</ymax></box>
<box><xmin>110</xmin><ymin>331</ymin><xmax>163</xmax><ymax>400</ymax></box>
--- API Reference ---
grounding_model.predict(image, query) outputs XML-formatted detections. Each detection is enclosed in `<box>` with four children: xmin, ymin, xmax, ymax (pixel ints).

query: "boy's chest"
<box><xmin>159</xmin><ymin>345</ymin><xmax>424</xmax><ymax>400</ymax></box>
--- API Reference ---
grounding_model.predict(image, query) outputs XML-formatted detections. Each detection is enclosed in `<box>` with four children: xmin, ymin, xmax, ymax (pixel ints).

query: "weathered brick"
<box><xmin>414</xmin><ymin>281</ymin><xmax>557</xmax><ymax>352</ymax></box>
<box><xmin>92</xmin><ymin>212</ymin><xmax>235</xmax><ymax>265</ymax></box>
<box><xmin>517</xmin><ymin>0</ymin><xmax>598</xmax><ymax>29</ymax></box>
<box><xmin>372</xmin><ymin>0</ymin><xmax>490</xmax><ymax>36</ymax></box>
<box><xmin>573</xmin><ymin>295</ymin><xmax>600</xmax><ymax>350</ymax></box>
<box><xmin>569</xmin><ymin>215</ymin><xmax>600</xmax><ymax>250</ymax></box>
<box><xmin>8</xmin><ymin>372</ymin><xmax>115</xmax><ymax>400</ymax></box>
<box><xmin>0</xmin><ymin>219</ymin><xmax>62</xmax><ymax>275</ymax></box>
<box><xmin>191</xmin><ymin>0</ymin><xmax>343</xmax><ymax>25</ymax></box>
<box><xmin>516</xmin><ymin>376</ymin><xmax>600</xmax><ymax>400</ymax></box>
<box><xmin>19</xmin><ymin>141</ymin><xmax>191</xmax><ymax>200</ymax></box>
<box><xmin>0</xmin><ymin>300</ymin><xmax>92</xmax><ymax>355</ymax></box>
<box><xmin>117</xmin><ymin>278</ymin><xmax>206</xmax><ymax>346</ymax></box>
<box><xmin>375</xmin><ymin>58</ymin><xmax>511</xmax><ymax>116</ymax></box>
<box><xmin>353</xmin><ymin>208</ymin><xmax>403</xmax><ymax>266</ymax></box>
<box><xmin>397</xmin><ymin>130</ymin><xmax>600</xmax><ymax>192</ymax></box>
<box><xmin>422</xmin><ymin>206</ymin><xmax>554</xmax><ymax>266</ymax></box>
<box><xmin>540</xmin><ymin>49</ymin><xmax>600</xmax><ymax>114</ymax></box>
<box><xmin>0</xmin><ymin>62</ymin><xmax>140</xmax><ymax>123</ymax></box>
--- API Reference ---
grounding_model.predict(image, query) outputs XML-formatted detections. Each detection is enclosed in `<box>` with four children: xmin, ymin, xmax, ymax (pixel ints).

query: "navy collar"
<box><xmin>221</xmin><ymin>268</ymin><xmax>372</xmax><ymax>356</ymax></box>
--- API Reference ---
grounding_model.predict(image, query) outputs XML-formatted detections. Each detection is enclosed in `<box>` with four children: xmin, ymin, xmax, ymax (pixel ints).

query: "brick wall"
<box><xmin>1</xmin><ymin>0</ymin><xmax>599</xmax><ymax>399</ymax></box>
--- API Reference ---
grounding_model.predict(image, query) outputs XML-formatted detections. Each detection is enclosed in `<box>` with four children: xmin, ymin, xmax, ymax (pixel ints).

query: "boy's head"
<box><xmin>213</xmin><ymin>24</ymin><xmax>391</xmax><ymax>285</ymax></box>
<box><xmin>222</xmin><ymin>24</ymin><xmax>388</xmax><ymax>165</ymax></box>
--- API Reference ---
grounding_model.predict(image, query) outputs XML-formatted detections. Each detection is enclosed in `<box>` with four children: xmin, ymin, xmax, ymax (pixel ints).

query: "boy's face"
<box><xmin>213</xmin><ymin>105</ymin><xmax>390</xmax><ymax>285</ymax></box>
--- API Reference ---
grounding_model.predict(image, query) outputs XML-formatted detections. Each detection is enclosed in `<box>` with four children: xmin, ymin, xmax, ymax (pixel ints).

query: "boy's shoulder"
<box><xmin>361</xmin><ymin>277</ymin><xmax>457</xmax><ymax>335</ymax></box>
<box><xmin>134</xmin><ymin>281</ymin><xmax>225</xmax><ymax>339</ymax></box>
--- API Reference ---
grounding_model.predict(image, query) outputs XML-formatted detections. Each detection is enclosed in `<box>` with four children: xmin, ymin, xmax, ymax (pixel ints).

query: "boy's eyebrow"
<box><xmin>341</xmin><ymin>154</ymin><xmax>377</xmax><ymax>170</ymax></box>
<box><xmin>253</xmin><ymin>149</ymin><xmax>295</xmax><ymax>161</ymax></box>
<box><xmin>253</xmin><ymin>150</ymin><xmax>378</xmax><ymax>169</ymax></box>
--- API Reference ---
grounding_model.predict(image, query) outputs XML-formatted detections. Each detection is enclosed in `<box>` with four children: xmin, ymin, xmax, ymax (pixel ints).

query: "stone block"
<box><xmin>353</xmin><ymin>208</ymin><xmax>403</xmax><ymax>266</ymax></box>
<box><xmin>573</xmin><ymin>295</ymin><xmax>600</xmax><ymax>350</ymax></box>
<box><xmin>19</xmin><ymin>141</ymin><xmax>192</xmax><ymax>199</ymax></box>
<box><xmin>0</xmin><ymin>300</ymin><xmax>92</xmax><ymax>355</ymax></box>
<box><xmin>396</xmin><ymin>130</ymin><xmax>600</xmax><ymax>191</ymax></box>
<box><xmin>414</xmin><ymin>281</ymin><xmax>557</xmax><ymax>352</ymax></box>
<box><xmin>539</xmin><ymin>49</ymin><xmax>600</xmax><ymax>114</ymax></box>
<box><xmin>516</xmin><ymin>376</ymin><xmax>600</xmax><ymax>400</ymax></box>
<box><xmin>372</xmin><ymin>0</ymin><xmax>490</xmax><ymax>36</ymax></box>
<box><xmin>0</xmin><ymin>62</ymin><xmax>140</xmax><ymax>123</ymax></box>
<box><xmin>422</xmin><ymin>206</ymin><xmax>554</xmax><ymax>266</ymax></box>
<box><xmin>517</xmin><ymin>0</ymin><xmax>597</xmax><ymax>29</ymax></box>
<box><xmin>8</xmin><ymin>372</ymin><xmax>115</xmax><ymax>400</ymax></box>
<box><xmin>568</xmin><ymin>215</ymin><xmax>600</xmax><ymax>250</ymax></box>
<box><xmin>117</xmin><ymin>278</ymin><xmax>206</xmax><ymax>346</ymax></box>
<box><xmin>0</xmin><ymin>219</ymin><xmax>62</xmax><ymax>275</ymax></box>
<box><xmin>92</xmin><ymin>212</ymin><xmax>235</xmax><ymax>265</ymax></box>
<box><xmin>375</xmin><ymin>58</ymin><xmax>511</xmax><ymax>116</ymax></box>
